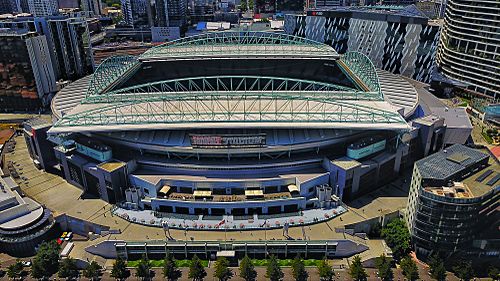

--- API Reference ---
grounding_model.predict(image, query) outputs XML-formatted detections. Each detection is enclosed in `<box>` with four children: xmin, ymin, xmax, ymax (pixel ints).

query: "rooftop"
<box><xmin>424</xmin><ymin>155</ymin><xmax>499</xmax><ymax>198</ymax></box>
<box><xmin>307</xmin><ymin>4</ymin><xmax>430</xmax><ymax>22</ymax></box>
<box><xmin>331</xmin><ymin>157</ymin><xmax>361</xmax><ymax>170</ymax></box>
<box><xmin>0</xmin><ymin>129</ymin><xmax>14</xmax><ymax>146</ymax></box>
<box><xmin>24</xmin><ymin>117</ymin><xmax>51</xmax><ymax>130</ymax></box>
<box><xmin>98</xmin><ymin>161</ymin><xmax>126</xmax><ymax>173</ymax></box>
<box><xmin>140</xmin><ymin>31</ymin><xmax>339</xmax><ymax>61</ymax></box>
<box><xmin>428</xmin><ymin>107</ymin><xmax>473</xmax><ymax>129</ymax></box>
<box><xmin>425</xmin><ymin>182</ymin><xmax>474</xmax><ymax>198</ymax></box>
<box><xmin>461</xmin><ymin>156</ymin><xmax>500</xmax><ymax>197</ymax></box>
<box><xmin>416</xmin><ymin>144</ymin><xmax>490</xmax><ymax>181</ymax></box>
<box><xmin>0</xmin><ymin>176</ymin><xmax>44</xmax><ymax>230</ymax></box>
<box><xmin>132</xmin><ymin>167</ymin><xmax>328</xmax><ymax>186</ymax></box>
<box><xmin>49</xmin><ymin>32</ymin><xmax>411</xmax><ymax>134</ymax></box>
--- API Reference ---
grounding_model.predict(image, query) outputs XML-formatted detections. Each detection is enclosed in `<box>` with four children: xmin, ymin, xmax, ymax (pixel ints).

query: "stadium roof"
<box><xmin>139</xmin><ymin>31</ymin><xmax>340</xmax><ymax>62</ymax></box>
<box><xmin>49</xmin><ymin>32</ymin><xmax>411</xmax><ymax>134</ymax></box>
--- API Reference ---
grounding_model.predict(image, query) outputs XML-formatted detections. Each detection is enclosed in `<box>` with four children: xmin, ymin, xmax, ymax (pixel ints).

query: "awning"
<box><xmin>245</xmin><ymin>190</ymin><xmax>264</xmax><ymax>197</ymax></box>
<box><xmin>159</xmin><ymin>185</ymin><xmax>171</xmax><ymax>194</ymax></box>
<box><xmin>287</xmin><ymin>184</ymin><xmax>299</xmax><ymax>193</ymax></box>
<box><xmin>217</xmin><ymin>250</ymin><xmax>236</xmax><ymax>257</ymax></box>
<box><xmin>193</xmin><ymin>190</ymin><xmax>212</xmax><ymax>197</ymax></box>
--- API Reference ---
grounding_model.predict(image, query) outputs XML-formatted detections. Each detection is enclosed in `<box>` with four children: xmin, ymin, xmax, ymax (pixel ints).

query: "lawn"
<box><xmin>127</xmin><ymin>258</ymin><xmax>320</xmax><ymax>268</ymax></box>
<box><xmin>482</xmin><ymin>131</ymin><xmax>493</xmax><ymax>144</ymax></box>
<box><xmin>251</xmin><ymin>259</ymin><xmax>321</xmax><ymax>267</ymax></box>
<box><xmin>127</xmin><ymin>259</ymin><xmax>209</xmax><ymax>268</ymax></box>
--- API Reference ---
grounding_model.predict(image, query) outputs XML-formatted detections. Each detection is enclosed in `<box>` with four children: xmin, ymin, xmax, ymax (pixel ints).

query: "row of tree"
<box><xmin>118</xmin><ymin>252</ymin><xmax>419</xmax><ymax>281</ymax></box>
<box><xmin>0</xmin><ymin>241</ymin><xmax>103</xmax><ymax>280</ymax></box>
<box><xmin>111</xmin><ymin>253</ymin><xmax>335</xmax><ymax>281</ymax></box>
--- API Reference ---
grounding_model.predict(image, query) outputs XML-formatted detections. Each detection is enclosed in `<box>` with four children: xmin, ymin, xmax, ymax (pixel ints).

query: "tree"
<box><xmin>400</xmin><ymin>256</ymin><xmax>419</xmax><ymax>281</ymax></box>
<box><xmin>452</xmin><ymin>260</ymin><xmax>473</xmax><ymax>281</ymax></box>
<box><xmin>240</xmin><ymin>0</ymin><xmax>247</xmax><ymax>11</ymax></box>
<box><xmin>374</xmin><ymin>254</ymin><xmax>393</xmax><ymax>281</ymax></box>
<box><xmin>135</xmin><ymin>255</ymin><xmax>152</xmax><ymax>280</ymax></box>
<box><xmin>317</xmin><ymin>258</ymin><xmax>334</xmax><ymax>281</ymax></box>
<box><xmin>291</xmin><ymin>255</ymin><xmax>308</xmax><ymax>281</ymax></box>
<box><xmin>188</xmin><ymin>255</ymin><xmax>206</xmax><ymax>281</ymax></box>
<box><xmin>248</xmin><ymin>0</ymin><xmax>254</xmax><ymax>11</ymax></box>
<box><xmin>162</xmin><ymin>253</ymin><xmax>181</xmax><ymax>281</ymax></box>
<box><xmin>488</xmin><ymin>266</ymin><xmax>500</xmax><ymax>281</ymax></box>
<box><xmin>83</xmin><ymin>261</ymin><xmax>102</xmax><ymax>281</ymax></box>
<box><xmin>368</xmin><ymin>222</ymin><xmax>381</xmax><ymax>238</ymax></box>
<box><xmin>7</xmin><ymin>260</ymin><xmax>23</xmax><ymax>280</ymax></box>
<box><xmin>30</xmin><ymin>241</ymin><xmax>61</xmax><ymax>279</ymax></box>
<box><xmin>348</xmin><ymin>255</ymin><xmax>367</xmax><ymax>281</ymax></box>
<box><xmin>110</xmin><ymin>257</ymin><xmax>129</xmax><ymax>280</ymax></box>
<box><xmin>239</xmin><ymin>255</ymin><xmax>257</xmax><ymax>281</ymax></box>
<box><xmin>213</xmin><ymin>257</ymin><xmax>233</xmax><ymax>281</ymax></box>
<box><xmin>31</xmin><ymin>241</ymin><xmax>60</xmax><ymax>279</ymax></box>
<box><xmin>265</xmin><ymin>255</ymin><xmax>284</xmax><ymax>281</ymax></box>
<box><xmin>58</xmin><ymin>258</ymin><xmax>79</xmax><ymax>280</ymax></box>
<box><xmin>428</xmin><ymin>254</ymin><xmax>446</xmax><ymax>281</ymax></box>
<box><xmin>30</xmin><ymin>260</ymin><xmax>45</xmax><ymax>279</ymax></box>
<box><xmin>381</xmin><ymin>219</ymin><xmax>411</xmax><ymax>260</ymax></box>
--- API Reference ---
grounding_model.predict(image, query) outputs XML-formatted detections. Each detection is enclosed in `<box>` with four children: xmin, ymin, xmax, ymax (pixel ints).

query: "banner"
<box><xmin>189</xmin><ymin>134</ymin><xmax>266</xmax><ymax>148</ymax></box>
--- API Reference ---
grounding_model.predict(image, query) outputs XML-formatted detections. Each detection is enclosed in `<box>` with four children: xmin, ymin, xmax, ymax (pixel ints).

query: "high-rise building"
<box><xmin>81</xmin><ymin>0</ymin><xmax>102</xmax><ymax>16</ymax></box>
<box><xmin>285</xmin><ymin>6</ymin><xmax>441</xmax><ymax>83</ymax></box>
<box><xmin>57</xmin><ymin>0</ymin><xmax>80</xmax><ymax>9</ymax></box>
<box><xmin>27</xmin><ymin>0</ymin><xmax>59</xmax><ymax>17</ymax></box>
<box><xmin>190</xmin><ymin>1</ymin><xmax>214</xmax><ymax>23</ymax></box>
<box><xmin>0</xmin><ymin>15</ymin><xmax>95</xmax><ymax>81</ymax></box>
<box><xmin>405</xmin><ymin>144</ymin><xmax>500</xmax><ymax>258</ymax></box>
<box><xmin>154</xmin><ymin>0</ymin><xmax>187</xmax><ymax>27</ymax></box>
<box><xmin>121</xmin><ymin>0</ymin><xmax>149</xmax><ymax>27</ymax></box>
<box><xmin>0</xmin><ymin>29</ymin><xmax>56</xmax><ymax>112</ymax></box>
<box><xmin>0</xmin><ymin>0</ymin><xmax>21</xmax><ymax>14</ymax></box>
<box><xmin>19</xmin><ymin>0</ymin><xmax>29</xmax><ymax>13</ymax></box>
<box><xmin>46</xmin><ymin>17</ymin><xmax>94</xmax><ymax>80</ymax></box>
<box><xmin>436</xmin><ymin>0</ymin><xmax>500</xmax><ymax>100</ymax></box>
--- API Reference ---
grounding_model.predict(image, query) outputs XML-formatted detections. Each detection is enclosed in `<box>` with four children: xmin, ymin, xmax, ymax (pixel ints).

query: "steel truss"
<box><xmin>340</xmin><ymin>52</ymin><xmax>381</xmax><ymax>93</ymax></box>
<box><xmin>84</xmin><ymin>76</ymin><xmax>383</xmax><ymax>104</ymax></box>
<box><xmin>54</xmin><ymin>93</ymin><xmax>406</xmax><ymax>129</ymax></box>
<box><xmin>139</xmin><ymin>31</ymin><xmax>339</xmax><ymax>60</ymax></box>
<box><xmin>87</xmin><ymin>55</ymin><xmax>139</xmax><ymax>97</ymax></box>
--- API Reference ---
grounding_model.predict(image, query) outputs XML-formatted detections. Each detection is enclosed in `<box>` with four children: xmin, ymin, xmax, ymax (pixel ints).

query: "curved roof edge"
<box><xmin>139</xmin><ymin>31</ymin><xmax>339</xmax><ymax>59</ymax></box>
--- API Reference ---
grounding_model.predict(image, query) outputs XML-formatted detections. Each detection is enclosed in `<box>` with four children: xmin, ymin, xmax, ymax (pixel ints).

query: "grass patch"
<box><xmin>460</xmin><ymin>97</ymin><xmax>471</xmax><ymax>105</ymax></box>
<box><xmin>127</xmin><ymin>260</ymin><xmax>141</xmax><ymax>267</ymax></box>
<box><xmin>127</xmin><ymin>259</ymin><xmax>209</xmax><ymax>268</ymax></box>
<box><xmin>482</xmin><ymin>131</ymin><xmax>493</xmax><ymax>144</ymax></box>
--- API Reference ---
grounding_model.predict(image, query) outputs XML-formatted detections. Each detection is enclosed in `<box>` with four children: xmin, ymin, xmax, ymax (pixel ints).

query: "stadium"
<box><xmin>46</xmin><ymin>31</ymin><xmax>419</xmax><ymax>226</ymax></box>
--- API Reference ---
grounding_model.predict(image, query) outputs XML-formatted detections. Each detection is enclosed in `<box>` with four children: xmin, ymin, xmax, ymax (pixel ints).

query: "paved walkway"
<box><xmin>112</xmin><ymin>205</ymin><xmax>347</xmax><ymax>231</ymax></box>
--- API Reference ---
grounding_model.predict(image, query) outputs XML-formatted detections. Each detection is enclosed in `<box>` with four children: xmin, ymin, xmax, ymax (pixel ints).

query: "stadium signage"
<box><xmin>190</xmin><ymin>134</ymin><xmax>266</xmax><ymax>148</ymax></box>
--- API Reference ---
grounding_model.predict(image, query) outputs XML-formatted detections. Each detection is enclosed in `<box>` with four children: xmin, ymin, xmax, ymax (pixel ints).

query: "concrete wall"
<box><xmin>343</xmin><ymin>209</ymin><xmax>402</xmax><ymax>234</ymax></box>
<box><xmin>55</xmin><ymin>214</ymin><xmax>110</xmax><ymax>236</ymax></box>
